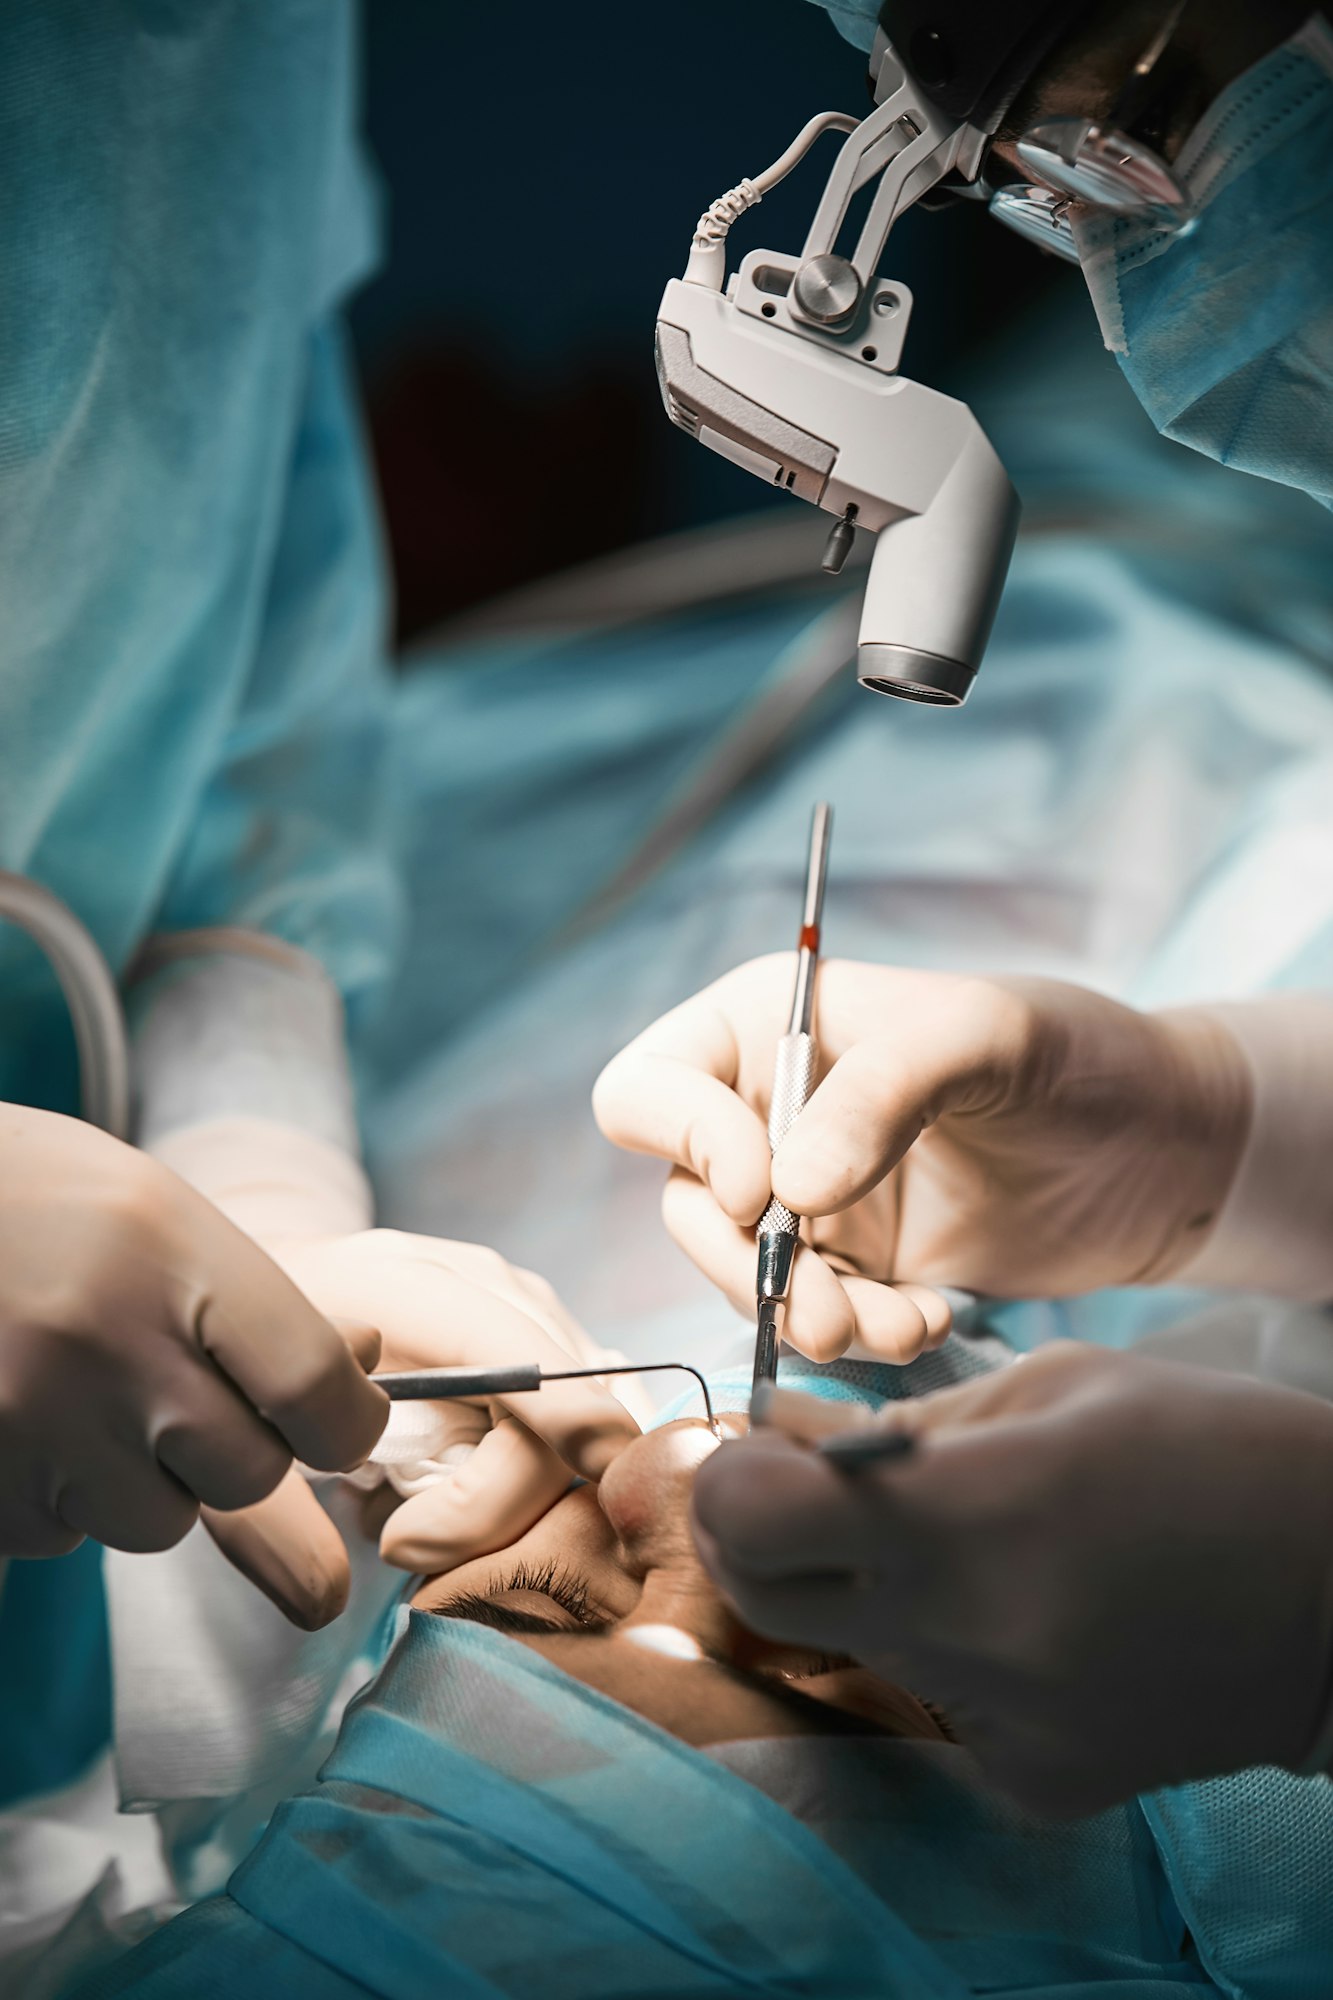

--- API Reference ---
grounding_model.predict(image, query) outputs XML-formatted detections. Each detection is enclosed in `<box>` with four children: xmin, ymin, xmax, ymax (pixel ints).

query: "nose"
<box><xmin>596</xmin><ymin>1419</ymin><xmax>721</xmax><ymax>1564</ymax></box>
<box><xmin>597</xmin><ymin>1419</ymin><xmax>753</xmax><ymax>1658</ymax></box>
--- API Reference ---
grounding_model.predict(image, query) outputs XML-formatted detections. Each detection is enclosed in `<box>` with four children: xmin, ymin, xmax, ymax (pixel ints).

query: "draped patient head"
<box><xmin>413</xmin><ymin>1415</ymin><xmax>947</xmax><ymax>1747</ymax></box>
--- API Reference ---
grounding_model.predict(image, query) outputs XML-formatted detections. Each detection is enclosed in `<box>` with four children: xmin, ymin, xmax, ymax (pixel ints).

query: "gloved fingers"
<box><xmin>397</xmin><ymin>1240</ymin><xmax>578</xmax><ymax>1338</ymax></box>
<box><xmin>690</xmin><ymin>1428</ymin><xmax>888</xmax><ymax>1579</ymax></box>
<box><xmin>379</xmin><ymin>1418</ymin><xmax>570</xmax><ymax>1573</ymax></box>
<box><xmin>286</xmin><ymin>1245</ymin><xmax>640</xmax><ymax>1482</ymax></box>
<box><xmin>662</xmin><ymin>1170</ymin><xmax>938</xmax><ymax>1365</ymax></box>
<box><xmin>838</xmin><ymin>1275</ymin><xmax>936</xmax><ymax>1363</ymax></box>
<box><xmin>593</xmin><ymin>1002</ymin><xmax>776</xmax><ymax>1224</ymax></box>
<box><xmin>189</xmin><ymin>1226</ymin><xmax>388</xmax><ymax>1473</ymax></box>
<box><xmin>152</xmin><ymin>1365</ymin><xmax>294</xmax><ymax>1512</ymax></box>
<box><xmin>898</xmin><ymin>1281</ymin><xmax>953</xmax><ymax>1349</ymax></box>
<box><xmin>482</xmin><ymin>1257</ymin><xmax>607</xmax><ymax>1368</ymax></box>
<box><xmin>662</xmin><ymin>1168</ymin><xmax>854</xmax><ymax>1361</ymax></box>
<box><xmin>577</xmin><ymin>1348</ymin><xmax>660</xmax><ymax>1428</ymax></box>
<box><xmin>693</xmin><ymin>1534</ymin><xmax>883</xmax><ymax>1658</ymax></box>
<box><xmin>57</xmin><ymin>1454</ymin><xmax>200</xmax><ymax>1554</ymax></box>
<box><xmin>373</xmin><ymin>1238</ymin><xmax>602</xmax><ymax>1368</ymax></box>
<box><xmin>356</xmin><ymin>1245</ymin><xmax>636</xmax><ymax>1410</ymax></box>
<box><xmin>330</xmin><ymin>1318</ymin><xmax>383</xmax><ymax>1373</ymax></box>
<box><xmin>0</xmin><ymin>1502</ymin><xmax>86</xmax><ymax>1560</ymax></box>
<box><xmin>497</xmin><ymin>1355</ymin><xmax>639</xmax><ymax>1485</ymax></box>
<box><xmin>771</xmin><ymin>985</ymin><xmax>1033</xmax><ymax>1217</ymax></box>
<box><xmin>202</xmin><ymin>1466</ymin><xmax>352</xmax><ymax>1630</ymax></box>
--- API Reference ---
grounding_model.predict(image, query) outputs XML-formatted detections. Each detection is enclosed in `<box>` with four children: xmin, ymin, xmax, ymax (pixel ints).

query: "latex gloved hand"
<box><xmin>0</xmin><ymin>1104</ymin><xmax>386</xmax><ymax>1587</ymax></box>
<box><xmin>275</xmin><ymin>1229</ymin><xmax>645</xmax><ymax>1573</ymax></box>
<box><xmin>152</xmin><ymin>1117</ymin><xmax>644</xmax><ymax>1578</ymax></box>
<box><xmin>594</xmin><ymin>958</ymin><xmax>1252</xmax><ymax>1360</ymax></box>
<box><xmin>692</xmin><ymin>1343</ymin><xmax>1333</xmax><ymax>1815</ymax></box>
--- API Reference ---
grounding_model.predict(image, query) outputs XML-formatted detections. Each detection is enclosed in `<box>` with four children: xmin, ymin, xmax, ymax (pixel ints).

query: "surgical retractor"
<box><xmin>376</xmin><ymin>1362</ymin><xmax>722</xmax><ymax>1440</ymax></box>
<box><xmin>752</xmin><ymin>802</ymin><xmax>832</xmax><ymax>1398</ymax></box>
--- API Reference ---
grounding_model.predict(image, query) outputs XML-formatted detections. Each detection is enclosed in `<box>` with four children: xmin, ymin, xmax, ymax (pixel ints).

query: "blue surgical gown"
<box><xmin>0</xmin><ymin>0</ymin><xmax>401</xmax><ymax>1117</ymax></box>
<box><xmin>0</xmin><ymin>0</ymin><xmax>401</xmax><ymax>1807</ymax></box>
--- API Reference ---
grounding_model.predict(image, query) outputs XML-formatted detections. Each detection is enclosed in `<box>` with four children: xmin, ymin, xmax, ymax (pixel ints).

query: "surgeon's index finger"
<box><xmin>593</xmin><ymin>984</ymin><xmax>777</xmax><ymax>1223</ymax></box>
<box><xmin>692</xmin><ymin>1393</ymin><xmax>996</xmax><ymax>1583</ymax></box>
<box><xmin>691</xmin><ymin>1429</ymin><xmax>885</xmax><ymax>1579</ymax></box>
<box><xmin>300</xmin><ymin>1249</ymin><xmax>639</xmax><ymax>1484</ymax></box>
<box><xmin>772</xmin><ymin>980</ymin><xmax>1037</xmax><ymax>1217</ymax></box>
<box><xmin>187</xmin><ymin>1223</ymin><xmax>389</xmax><ymax>1473</ymax></box>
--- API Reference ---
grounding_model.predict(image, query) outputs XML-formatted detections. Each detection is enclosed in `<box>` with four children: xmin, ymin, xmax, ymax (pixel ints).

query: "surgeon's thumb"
<box><xmin>203</xmin><ymin>1466</ymin><xmax>352</xmax><ymax>1630</ymax></box>
<box><xmin>768</xmin><ymin>1040</ymin><xmax>933</xmax><ymax>1215</ymax></box>
<box><xmin>772</xmin><ymin>989</ymin><xmax>1026</xmax><ymax>1215</ymax></box>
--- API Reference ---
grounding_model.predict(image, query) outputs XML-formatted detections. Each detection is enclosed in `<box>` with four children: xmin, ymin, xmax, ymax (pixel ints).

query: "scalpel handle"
<box><xmin>756</xmin><ymin>1027</ymin><xmax>818</xmax><ymax>1294</ymax></box>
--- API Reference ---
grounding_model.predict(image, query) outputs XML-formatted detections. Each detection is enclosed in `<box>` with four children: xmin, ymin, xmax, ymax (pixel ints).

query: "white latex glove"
<box><xmin>153</xmin><ymin>1117</ymin><xmax>643</xmax><ymax>1578</ymax></box>
<box><xmin>692</xmin><ymin>1344</ymin><xmax>1333</xmax><ymax>1816</ymax></box>
<box><xmin>277</xmin><ymin>1231</ymin><xmax>644</xmax><ymax>1572</ymax></box>
<box><xmin>593</xmin><ymin>958</ymin><xmax>1253</xmax><ymax>1361</ymax></box>
<box><xmin>0</xmin><ymin>1104</ymin><xmax>386</xmax><ymax>1566</ymax></box>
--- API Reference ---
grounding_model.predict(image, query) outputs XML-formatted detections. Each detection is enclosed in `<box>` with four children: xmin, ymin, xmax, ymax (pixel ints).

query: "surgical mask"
<box><xmin>1072</xmin><ymin>17</ymin><xmax>1333</xmax><ymax>510</ymax></box>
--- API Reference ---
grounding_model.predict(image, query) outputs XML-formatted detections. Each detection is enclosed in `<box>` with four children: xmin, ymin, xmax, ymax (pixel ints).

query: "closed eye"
<box><xmin>432</xmin><ymin>1558</ymin><xmax>614</xmax><ymax>1637</ymax></box>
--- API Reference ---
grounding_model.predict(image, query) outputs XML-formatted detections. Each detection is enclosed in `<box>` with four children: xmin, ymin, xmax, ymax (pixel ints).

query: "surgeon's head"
<box><xmin>872</xmin><ymin>0</ymin><xmax>1333</xmax><ymax>505</ymax></box>
<box><xmin>990</xmin><ymin>0</ymin><xmax>1314</xmax><ymax>166</ymax></box>
<box><xmin>413</xmin><ymin>1415</ymin><xmax>947</xmax><ymax>1747</ymax></box>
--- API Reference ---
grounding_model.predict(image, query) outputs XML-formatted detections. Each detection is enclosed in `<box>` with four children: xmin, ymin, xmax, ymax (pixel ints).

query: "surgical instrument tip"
<box><xmin>375</xmin><ymin>1361</ymin><xmax>721</xmax><ymax>1439</ymax></box>
<box><xmin>753</xmin><ymin>1299</ymin><xmax>781</xmax><ymax>1394</ymax></box>
<box><xmin>752</xmin><ymin>802</ymin><xmax>833</xmax><ymax>1400</ymax></box>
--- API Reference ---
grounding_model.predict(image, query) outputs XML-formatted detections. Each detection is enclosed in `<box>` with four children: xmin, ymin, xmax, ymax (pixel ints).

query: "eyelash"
<box><xmin>502</xmin><ymin>1557</ymin><xmax>606</xmax><ymax>1629</ymax></box>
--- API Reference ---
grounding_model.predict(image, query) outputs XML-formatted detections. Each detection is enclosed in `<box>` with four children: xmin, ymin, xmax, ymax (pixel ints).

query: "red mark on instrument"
<box><xmin>798</xmin><ymin>924</ymin><xmax>821</xmax><ymax>953</ymax></box>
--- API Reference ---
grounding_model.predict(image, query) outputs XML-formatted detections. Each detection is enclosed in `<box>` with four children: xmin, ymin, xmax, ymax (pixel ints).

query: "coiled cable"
<box><xmin>685</xmin><ymin>110</ymin><xmax>860</xmax><ymax>286</ymax></box>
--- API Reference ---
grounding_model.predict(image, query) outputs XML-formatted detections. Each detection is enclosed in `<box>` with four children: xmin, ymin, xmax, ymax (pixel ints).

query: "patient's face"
<box><xmin>413</xmin><ymin>1418</ymin><xmax>947</xmax><ymax>1749</ymax></box>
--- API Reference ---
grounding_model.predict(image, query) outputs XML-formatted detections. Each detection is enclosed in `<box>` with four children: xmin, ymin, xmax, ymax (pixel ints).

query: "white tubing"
<box><xmin>0</xmin><ymin>872</ymin><xmax>130</xmax><ymax>1137</ymax></box>
<box><xmin>684</xmin><ymin>111</ymin><xmax>860</xmax><ymax>287</ymax></box>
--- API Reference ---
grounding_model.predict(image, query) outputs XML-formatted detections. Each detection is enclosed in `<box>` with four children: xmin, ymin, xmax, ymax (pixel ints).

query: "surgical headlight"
<box><xmin>653</xmin><ymin>3</ymin><xmax>1201</xmax><ymax>704</ymax></box>
<box><xmin>654</xmin><ymin>50</ymin><xmax>1019</xmax><ymax>705</ymax></box>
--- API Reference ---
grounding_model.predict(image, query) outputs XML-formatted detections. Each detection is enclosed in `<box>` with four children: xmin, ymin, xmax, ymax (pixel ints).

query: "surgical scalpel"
<box><xmin>753</xmin><ymin>802</ymin><xmax>832</xmax><ymax>1399</ymax></box>
<box><xmin>376</xmin><ymin>1362</ymin><xmax>721</xmax><ymax>1439</ymax></box>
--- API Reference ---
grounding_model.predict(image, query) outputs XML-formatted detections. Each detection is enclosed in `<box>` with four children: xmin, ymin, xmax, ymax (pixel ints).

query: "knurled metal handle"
<box><xmin>758</xmin><ymin>1030</ymin><xmax>817</xmax><ymax>1236</ymax></box>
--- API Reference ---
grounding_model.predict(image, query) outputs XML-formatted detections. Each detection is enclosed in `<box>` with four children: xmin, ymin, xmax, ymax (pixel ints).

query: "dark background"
<box><xmin>348</xmin><ymin>0</ymin><xmax>1065</xmax><ymax>644</ymax></box>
